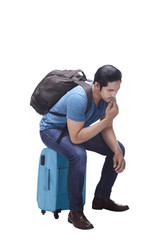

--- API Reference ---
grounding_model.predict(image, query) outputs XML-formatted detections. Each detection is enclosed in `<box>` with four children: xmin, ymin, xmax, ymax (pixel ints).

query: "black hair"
<box><xmin>94</xmin><ymin>65</ymin><xmax>122</xmax><ymax>90</ymax></box>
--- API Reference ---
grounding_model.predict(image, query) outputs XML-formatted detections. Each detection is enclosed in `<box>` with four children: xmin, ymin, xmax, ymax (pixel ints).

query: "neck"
<box><xmin>92</xmin><ymin>84</ymin><xmax>101</xmax><ymax>107</ymax></box>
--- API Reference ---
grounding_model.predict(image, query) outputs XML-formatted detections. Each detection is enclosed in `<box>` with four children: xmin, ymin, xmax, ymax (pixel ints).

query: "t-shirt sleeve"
<box><xmin>66</xmin><ymin>93</ymin><xmax>87</xmax><ymax>122</ymax></box>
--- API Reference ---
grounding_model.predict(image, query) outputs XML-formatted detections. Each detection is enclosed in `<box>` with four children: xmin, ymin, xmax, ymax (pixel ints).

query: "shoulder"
<box><xmin>66</xmin><ymin>86</ymin><xmax>88</xmax><ymax>121</ymax></box>
<box><xmin>67</xmin><ymin>86</ymin><xmax>87</xmax><ymax>105</ymax></box>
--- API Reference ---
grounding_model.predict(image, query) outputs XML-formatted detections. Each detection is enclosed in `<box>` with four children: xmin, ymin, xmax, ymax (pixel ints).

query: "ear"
<box><xmin>94</xmin><ymin>81</ymin><xmax>100</xmax><ymax>90</ymax></box>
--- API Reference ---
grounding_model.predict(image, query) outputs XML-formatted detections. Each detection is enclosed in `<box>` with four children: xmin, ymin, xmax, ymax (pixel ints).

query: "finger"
<box><xmin>115</xmin><ymin>158</ymin><xmax>124</xmax><ymax>172</ymax></box>
<box><xmin>109</xmin><ymin>101</ymin><xmax>115</xmax><ymax>109</ymax></box>
<box><xmin>108</xmin><ymin>101</ymin><xmax>113</xmax><ymax>109</ymax></box>
<box><xmin>116</xmin><ymin>160</ymin><xmax>125</xmax><ymax>173</ymax></box>
<box><xmin>114</xmin><ymin>102</ymin><xmax>118</xmax><ymax>109</ymax></box>
<box><xmin>113</xmin><ymin>156</ymin><xmax>117</xmax><ymax>168</ymax></box>
<box><xmin>113</xmin><ymin>162</ymin><xmax>117</xmax><ymax>169</ymax></box>
<box><xmin>115</xmin><ymin>162</ymin><xmax>122</xmax><ymax>172</ymax></box>
<box><xmin>114</xmin><ymin>157</ymin><xmax>122</xmax><ymax>171</ymax></box>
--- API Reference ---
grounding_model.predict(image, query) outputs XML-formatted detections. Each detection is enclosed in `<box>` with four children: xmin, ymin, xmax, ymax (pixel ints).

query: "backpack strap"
<box><xmin>48</xmin><ymin>111</ymin><xmax>66</xmax><ymax>117</ymax></box>
<box><xmin>56</xmin><ymin>123</ymin><xmax>68</xmax><ymax>144</ymax></box>
<box><xmin>75</xmin><ymin>80</ymin><xmax>92</xmax><ymax>114</ymax></box>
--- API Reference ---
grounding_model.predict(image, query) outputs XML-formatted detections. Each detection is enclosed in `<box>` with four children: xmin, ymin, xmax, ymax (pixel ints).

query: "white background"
<box><xmin>1</xmin><ymin>0</ymin><xmax>160</xmax><ymax>239</ymax></box>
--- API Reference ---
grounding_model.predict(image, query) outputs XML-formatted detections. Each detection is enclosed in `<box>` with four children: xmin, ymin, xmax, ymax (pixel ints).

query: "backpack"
<box><xmin>30</xmin><ymin>69</ymin><xmax>92</xmax><ymax>116</ymax></box>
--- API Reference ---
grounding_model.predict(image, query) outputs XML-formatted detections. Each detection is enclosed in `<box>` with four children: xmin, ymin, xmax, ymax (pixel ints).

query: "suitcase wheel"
<box><xmin>54</xmin><ymin>212</ymin><xmax>59</xmax><ymax>219</ymax></box>
<box><xmin>53</xmin><ymin>209</ymin><xmax>61</xmax><ymax>219</ymax></box>
<box><xmin>41</xmin><ymin>210</ymin><xmax>46</xmax><ymax>215</ymax></box>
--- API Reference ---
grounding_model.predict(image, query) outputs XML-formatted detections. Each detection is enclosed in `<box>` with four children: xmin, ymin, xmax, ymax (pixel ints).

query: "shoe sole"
<box><xmin>68</xmin><ymin>218</ymin><xmax>94</xmax><ymax>230</ymax></box>
<box><xmin>92</xmin><ymin>206</ymin><xmax>129</xmax><ymax>212</ymax></box>
<box><xmin>92</xmin><ymin>206</ymin><xmax>103</xmax><ymax>210</ymax></box>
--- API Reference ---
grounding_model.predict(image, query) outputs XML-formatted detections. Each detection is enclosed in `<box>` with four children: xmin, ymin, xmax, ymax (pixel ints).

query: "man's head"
<box><xmin>93</xmin><ymin>65</ymin><xmax>122</xmax><ymax>102</ymax></box>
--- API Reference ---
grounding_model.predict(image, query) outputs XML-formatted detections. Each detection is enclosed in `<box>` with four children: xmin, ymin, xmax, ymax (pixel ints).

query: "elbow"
<box><xmin>70</xmin><ymin>136</ymin><xmax>77</xmax><ymax>144</ymax></box>
<box><xmin>70</xmin><ymin>135</ymin><xmax>83</xmax><ymax>145</ymax></box>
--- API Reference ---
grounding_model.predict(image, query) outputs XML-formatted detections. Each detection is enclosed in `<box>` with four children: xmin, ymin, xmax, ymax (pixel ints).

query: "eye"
<box><xmin>108</xmin><ymin>89</ymin><xmax>114</xmax><ymax>92</ymax></box>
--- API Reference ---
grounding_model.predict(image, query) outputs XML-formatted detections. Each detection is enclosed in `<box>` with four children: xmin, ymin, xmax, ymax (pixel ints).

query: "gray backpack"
<box><xmin>30</xmin><ymin>69</ymin><xmax>92</xmax><ymax>116</ymax></box>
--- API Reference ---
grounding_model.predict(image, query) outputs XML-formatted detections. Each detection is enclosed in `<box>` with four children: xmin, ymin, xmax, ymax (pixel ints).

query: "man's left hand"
<box><xmin>113</xmin><ymin>151</ymin><xmax>126</xmax><ymax>173</ymax></box>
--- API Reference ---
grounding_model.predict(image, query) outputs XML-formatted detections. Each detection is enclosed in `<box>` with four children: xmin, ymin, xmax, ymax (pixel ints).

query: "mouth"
<box><xmin>108</xmin><ymin>98</ymin><xmax>114</xmax><ymax>102</ymax></box>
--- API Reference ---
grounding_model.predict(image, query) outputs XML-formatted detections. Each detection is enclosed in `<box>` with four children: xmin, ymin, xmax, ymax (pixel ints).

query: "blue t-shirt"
<box><xmin>40</xmin><ymin>82</ymin><xmax>108</xmax><ymax>131</ymax></box>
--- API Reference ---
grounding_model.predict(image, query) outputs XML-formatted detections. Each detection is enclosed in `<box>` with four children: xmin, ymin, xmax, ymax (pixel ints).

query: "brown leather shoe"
<box><xmin>92</xmin><ymin>197</ymin><xmax>129</xmax><ymax>212</ymax></box>
<box><xmin>68</xmin><ymin>211</ymin><xmax>94</xmax><ymax>230</ymax></box>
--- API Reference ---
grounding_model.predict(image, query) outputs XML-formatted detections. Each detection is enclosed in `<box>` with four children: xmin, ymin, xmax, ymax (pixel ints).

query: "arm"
<box><xmin>101</xmin><ymin>121</ymin><xmax>122</xmax><ymax>154</ymax></box>
<box><xmin>67</xmin><ymin>101</ymin><xmax>118</xmax><ymax>145</ymax></box>
<box><xmin>67</xmin><ymin>117</ymin><xmax>111</xmax><ymax>144</ymax></box>
<box><xmin>101</xmin><ymin>122</ymin><xmax>126</xmax><ymax>173</ymax></box>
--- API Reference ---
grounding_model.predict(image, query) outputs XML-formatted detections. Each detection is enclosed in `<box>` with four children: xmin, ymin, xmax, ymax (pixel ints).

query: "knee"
<box><xmin>118</xmin><ymin>141</ymin><xmax>125</xmax><ymax>157</ymax></box>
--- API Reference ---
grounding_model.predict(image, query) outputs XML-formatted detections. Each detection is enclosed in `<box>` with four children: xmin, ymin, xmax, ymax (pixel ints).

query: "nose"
<box><xmin>111</xmin><ymin>91</ymin><xmax>117</xmax><ymax>98</ymax></box>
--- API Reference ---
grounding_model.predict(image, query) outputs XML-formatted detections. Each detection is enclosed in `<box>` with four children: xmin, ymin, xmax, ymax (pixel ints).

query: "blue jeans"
<box><xmin>40</xmin><ymin>128</ymin><xmax>125</xmax><ymax>212</ymax></box>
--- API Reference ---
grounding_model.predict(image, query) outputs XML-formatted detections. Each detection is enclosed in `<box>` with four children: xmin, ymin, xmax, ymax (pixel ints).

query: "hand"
<box><xmin>105</xmin><ymin>101</ymin><xmax>119</xmax><ymax>121</ymax></box>
<box><xmin>113</xmin><ymin>151</ymin><xmax>126</xmax><ymax>173</ymax></box>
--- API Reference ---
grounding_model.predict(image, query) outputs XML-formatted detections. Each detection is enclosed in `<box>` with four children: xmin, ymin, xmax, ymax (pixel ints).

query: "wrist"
<box><xmin>103</xmin><ymin>116</ymin><xmax>111</xmax><ymax>125</ymax></box>
<box><xmin>114</xmin><ymin>148</ymin><xmax>123</xmax><ymax>155</ymax></box>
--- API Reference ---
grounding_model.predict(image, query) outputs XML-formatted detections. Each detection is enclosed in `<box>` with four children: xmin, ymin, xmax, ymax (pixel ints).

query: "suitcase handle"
<box><xmin>45</xmin><ymin>168</ymin><xmax>50</xmax><ymax>190</ymax></box>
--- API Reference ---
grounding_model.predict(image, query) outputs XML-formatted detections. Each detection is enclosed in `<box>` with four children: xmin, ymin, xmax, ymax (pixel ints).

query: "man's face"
<box><xmin>100</xmin><ymin>81</ymin><xmax>121</xmax><ymax>103</ymax></box>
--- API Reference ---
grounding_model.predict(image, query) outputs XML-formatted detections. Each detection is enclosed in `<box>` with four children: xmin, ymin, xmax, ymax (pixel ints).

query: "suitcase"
<box><xmin>37</xmin><ymin>148</ymin><xmax>86</xmax><ymax>219</ymax></box>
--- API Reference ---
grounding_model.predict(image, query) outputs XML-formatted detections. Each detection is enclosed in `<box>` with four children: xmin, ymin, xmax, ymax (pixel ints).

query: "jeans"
<box><xmin>40</xmin><ymin>128</ymin><xmax>125</xmax><ymax>212</ymax></box>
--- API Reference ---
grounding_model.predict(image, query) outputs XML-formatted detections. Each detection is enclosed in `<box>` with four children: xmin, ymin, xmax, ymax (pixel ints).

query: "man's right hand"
<box><xmin>105</xmin><ymin>101</ymin><xmax>119</xmax><ymax>121</ymax></box>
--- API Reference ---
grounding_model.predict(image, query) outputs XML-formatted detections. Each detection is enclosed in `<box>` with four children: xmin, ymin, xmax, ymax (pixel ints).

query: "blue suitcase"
<box><xmin>37</xmin><ymin>148</ymin><xmax>86</xmax><ymax>219</ymax></box>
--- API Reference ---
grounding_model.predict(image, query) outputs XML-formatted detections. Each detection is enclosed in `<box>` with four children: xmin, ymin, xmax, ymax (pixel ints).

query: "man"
<box><xmin>40</xmin><ymin>65</ymin><xmax>129</xmax><ymax>230</ymax></box>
